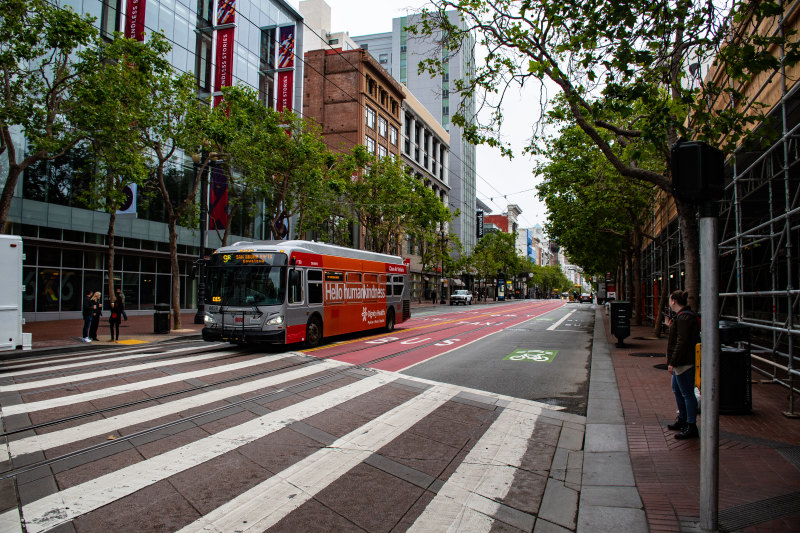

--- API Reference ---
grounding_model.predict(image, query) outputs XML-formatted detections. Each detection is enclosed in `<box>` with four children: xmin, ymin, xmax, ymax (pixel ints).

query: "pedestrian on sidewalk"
<box><xmin>89</xmin><ymin>291</ymin><xmax>102</xmax><ymax>341</ymax></box>
<box><xmin>109</xmin><ymin>296</ymin><xmax>123</xmax><ymax>342</ymax></box>
<box><xmin>81</xmin><ymin>290</ymin><xmax>95</xmax><ymax>342</ymax></box>
<box><xmin>665</xmin><ymin>289</ymin><xmax>701</xmax><ymax>439</ymax></box>
<box><xmin>114</xmin><ymin>288</ymin><xmax>128</xmax><ymax>321</ymax></box>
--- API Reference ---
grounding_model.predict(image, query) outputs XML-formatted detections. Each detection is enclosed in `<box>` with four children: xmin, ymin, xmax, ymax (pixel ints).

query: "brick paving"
<box><xmin>602</xmin><ymin>311</ymin><xmax>800</xmax><ymax>533</ymax></box>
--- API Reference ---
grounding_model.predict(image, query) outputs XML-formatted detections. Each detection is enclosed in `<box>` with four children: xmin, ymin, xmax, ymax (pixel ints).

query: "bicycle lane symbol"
<box><xmin>503</xmin><ymin>349</ymin><xmax>557</xmax><ymax>362</ymax></box>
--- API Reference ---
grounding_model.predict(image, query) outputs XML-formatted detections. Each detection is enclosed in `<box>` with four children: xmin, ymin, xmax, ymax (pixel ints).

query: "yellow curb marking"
<box><xmin>117</xmin><ymin>339</ymin><xmax>148</xmax><ymax>345</ymax></box>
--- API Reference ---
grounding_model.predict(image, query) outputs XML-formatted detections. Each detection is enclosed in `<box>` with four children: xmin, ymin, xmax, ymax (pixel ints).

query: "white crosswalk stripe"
<box><xmin>5</xmin><ymin>373</ymin><xmax>394</xmax><ymax>533</ymax></box>
<box><xmin>177</xmin><ymin>384</ymin><xmax>460</xmax><ymax>532</ymax></box>
<box><xmin>7</xmin><ymin>358</ymin><xmax>350</xmax><ymax>458</ymax></box>
<box><xmin>0</xmin><ymin>353</ymin><xmax>298</xmax><ymax>416</ymax></box>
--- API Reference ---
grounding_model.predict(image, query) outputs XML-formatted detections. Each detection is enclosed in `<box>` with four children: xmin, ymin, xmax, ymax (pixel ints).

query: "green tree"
<box><xmin>536</xmin><ymin>123</ymin><xmax>656</xmax><ymax>322</ymax></box>
<box><xmin>413</xmin><ymin>0</ymin><xmax>800</xmax><ymax>310</ymax></box>
<box><xmin>73</xmin><ymin>34</ymin><xmax>174</xmax><ymax>303</ymax></box>
<box><xmin>0</xmin><ymin>0</ymin><xmax>98</xmax><ymax>230</ymax></box>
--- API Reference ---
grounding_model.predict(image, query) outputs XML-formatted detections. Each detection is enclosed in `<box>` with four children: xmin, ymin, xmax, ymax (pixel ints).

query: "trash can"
<box><xmin>154</xmin><ymin>303</ymin><xmax>170</xmax><ymax>334</ymax></box>
<box><xmin>609</xmin><ymin>301</ymin><xmax>632</xmax><ymax>346</ymax></box>
<box><xmin>718</xmin><ymin>321</ymin><xmax>751</xmax><ymax>414</ymax></box>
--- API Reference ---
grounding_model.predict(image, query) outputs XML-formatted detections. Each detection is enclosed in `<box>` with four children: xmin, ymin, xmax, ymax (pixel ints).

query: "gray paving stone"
<box><xmin>582</xmin><ymin>451</ymin><xmax>635</xmax><ymax>487</ymax></box>
<box><xmin>577</xmin><ymin>505</ymin><xmax>648</xmax><ymax>533</ymax></box>
<box><xmin>584</xmin><ymin>423</ymin><xmax>628</xmax><ymax>453</ymax></box>
<box><xmin>533</xmin><ymin>517</ymin><xmax>573</xmax><ymax>533</ymax></box>
<box><xmin>557</xmin><ymin>424</ymin><xmax>585</xmax><ymax>451</ymax></box>
<box><xmin>580</xmin><ymin>485</ymin><xmax>643</xmax><ymax>508</ymax></box>
<box><xmin>585</xmin><ymin>398</ymin><xmax>623</xmax><ymax>423</ymax></box>
<box><xmin>538</xmin><ymin>477</ymin><xmax>578</xmax><ymax>530</ymax></box>
<box><xmin>587</xmin><ymin>381</ymin><xmax>621</xmax><ymax>400</ymax></box>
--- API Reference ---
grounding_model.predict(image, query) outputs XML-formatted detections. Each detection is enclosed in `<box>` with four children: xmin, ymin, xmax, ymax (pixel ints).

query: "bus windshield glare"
<box><xmin>205</xmin><ymin>252</ymin><xmax>288</xmax><ymax>306</ymax></box>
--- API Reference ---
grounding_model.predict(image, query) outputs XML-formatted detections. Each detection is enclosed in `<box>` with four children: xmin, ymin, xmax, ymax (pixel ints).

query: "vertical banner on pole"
<box><xmin>277</xmin><ymin>25</ymin><xmax>295</xmax><ymax>112</ymax></box>
<box><xmin>125</xmin><ymin>0</ymin><xmax>147</xmax><ymax>41</ymax></box>
<box><xmin>214</xmin><ymin>0</ymin><xmax>237</xmax><ymax>107</ymax></box>
<box><xmin>209</xmin><ymin>165</ymin><xmax>228</xmax><ymax>231</ymax></box>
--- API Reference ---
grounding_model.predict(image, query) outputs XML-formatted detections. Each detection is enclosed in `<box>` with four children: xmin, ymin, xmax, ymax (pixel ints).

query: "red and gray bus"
<box><xmin>201</xmin><ymin>240</ymin><xmax>410</xmax><ymax>347</ymax></box>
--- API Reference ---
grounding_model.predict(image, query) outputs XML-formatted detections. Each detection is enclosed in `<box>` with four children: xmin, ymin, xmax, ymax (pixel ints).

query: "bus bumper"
<box><xmin>202</xmin><ymin>327</ymin><xmax>285</xmax><ymax>344</ymax></box>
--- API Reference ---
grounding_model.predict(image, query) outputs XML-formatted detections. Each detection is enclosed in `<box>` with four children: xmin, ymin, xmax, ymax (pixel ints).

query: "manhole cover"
<box><xmin>653</xmin><ymin>363</ymin><xmax>668</xmax><ymax>370</ymax></box>
<box><xmin>630</xmin><ymin>352</ymin><xmax>665</xmax><ymax>357</ymax></box>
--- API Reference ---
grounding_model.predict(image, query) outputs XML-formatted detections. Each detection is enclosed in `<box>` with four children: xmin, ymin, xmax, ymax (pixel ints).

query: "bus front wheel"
<box><xmin>305</xmin><ymin>317</ymin><xmax>323</xmax><ymax>348</ymax></box>
<box><xmin>385</xmin><ymin>309</ymin><xmax>396</xmax><ymax>332</ymax></box>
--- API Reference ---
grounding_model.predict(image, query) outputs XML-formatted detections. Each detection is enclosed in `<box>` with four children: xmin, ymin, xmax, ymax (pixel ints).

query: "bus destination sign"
<box><xmin>219</xmin><ymin>252</ymin><xmax>287</xmax><ymax>266</ymax></box>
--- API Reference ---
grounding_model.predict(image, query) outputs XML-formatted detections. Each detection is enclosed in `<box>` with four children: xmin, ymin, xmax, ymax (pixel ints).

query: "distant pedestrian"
<box><xmin>89</xmin><ymin>291</ymin><xmax>102</xmax><ymax>341</ymax></box>
<box><xmin>665</xmin><ymin>289</ymin><xmax>701</xmax><ymax>439</ymax></box>
<box><xmin>81</xmin><ymin>290</ymin><xmax>95</xmax><ymax>342</ymax></box>
<box><xmin>109</xmin><ymin>297</ymin><xmax>123</xmax><ymax>342</ymax></box>
<box><xmin>431</xmin><ymin>290</ymin><xmax>437</xmax><ymax>304</ymax></box>
<box><xmin>115</xmin><ymin>288</ymin><xmax>128</xmax><ymax>320</ymax></box>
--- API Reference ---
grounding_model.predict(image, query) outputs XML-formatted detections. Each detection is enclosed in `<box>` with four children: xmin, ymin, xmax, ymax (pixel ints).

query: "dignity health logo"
<box><xmin>362</xmin><ymin>307</ymin><xmax>386</xmax><ymax>323</ymax></box>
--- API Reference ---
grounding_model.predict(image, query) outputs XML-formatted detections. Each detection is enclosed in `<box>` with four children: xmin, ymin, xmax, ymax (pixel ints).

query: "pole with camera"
<box><xmin>192</xmin><ymin>148</ymin><xmax>210</xmax><ymax>325</ymax></box>
<box><xmin>671</xmin><ymin>139</ymin><xmax>725</xmax><ymax>532</ymax></box>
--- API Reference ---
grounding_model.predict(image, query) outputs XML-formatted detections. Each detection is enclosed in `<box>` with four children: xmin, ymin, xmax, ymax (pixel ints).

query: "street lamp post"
<box><xmin>193</xmin><ymin>151</ymin><xmax>209</xmax><ymax>325</ymax></box>
<box><xmin>439</xmin><ymin>230</ymin><xmax>447</xmax><ymax>304</ymax></box>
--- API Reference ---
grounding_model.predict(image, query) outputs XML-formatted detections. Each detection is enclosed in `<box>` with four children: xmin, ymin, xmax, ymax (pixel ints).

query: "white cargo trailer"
<box><xmin>0</xmin><ymin>235</ymin><xmax>31</xmax><ymax>351</ymax></box>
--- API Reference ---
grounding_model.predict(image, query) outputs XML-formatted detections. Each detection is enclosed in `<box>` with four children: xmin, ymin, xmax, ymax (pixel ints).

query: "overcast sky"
<box><xmin>287</xmin><ymin>0</ymin><xmax>549</xmax><ymax>229</ymax></box>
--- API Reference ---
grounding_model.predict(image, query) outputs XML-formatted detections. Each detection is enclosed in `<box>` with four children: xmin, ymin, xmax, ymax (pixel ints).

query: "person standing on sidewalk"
<box><xmin>81</xmin><ymin>290</ymin><xmax>95</xmax><ymax>342</ymax></box>
<box><xmin>109</xmin><ymin>296</ymin><xmax>123</xmax><ymax>342</ymax></box>
<box><xmin>114</xmin><ymin>288</ymin><xmax>128</xmax><ymax>321</ymax></box>
<box><xmin>88</xmin><ymin>292</ymin><xmax>102</xmax><ymax>341</ymax></box>
<box><xmin>665</xmin><ymin>289</ymin><xmax>701</xmax><ymax>439</ymax></box>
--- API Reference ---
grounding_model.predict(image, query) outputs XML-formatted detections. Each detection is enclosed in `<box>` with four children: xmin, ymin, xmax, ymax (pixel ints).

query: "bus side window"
<box><xmin>289</xmin><ymin>269</ymin><xmax>303</xmax><ymax>304</ymax></box>
<box><xmin>393</xmin><ymin>275</ymin><xmax>404</xmax><ymax>296</ymax></box>
<box><xmin>308</xmin><ymin>269</ymin><xmax>323</xmax><ymax>305</ymax></box>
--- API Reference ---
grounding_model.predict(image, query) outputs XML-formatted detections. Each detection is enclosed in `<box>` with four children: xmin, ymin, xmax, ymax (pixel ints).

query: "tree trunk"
<box><xmin>633</xmin><ymin>247</ymin><xmax>643</xmax><ymax>326</ymax></box>
<box><xmin>0</xmin><ymin>165</ymin><xmax>22</xmax><ymax>233</ymax></box>
<box><xmin>106</xmin><ymin>205</ymin><xmax>117</xmax><ymax>305</ymax></box>
<box><xmin>169</xmin><ymin>217</ymin><xmax>182</xmax><ymax>330</ymax></box>
<box><xmin>675</xmin><ymin>198</ymin><xmax>700</xmax><ymax>311</ymax></box>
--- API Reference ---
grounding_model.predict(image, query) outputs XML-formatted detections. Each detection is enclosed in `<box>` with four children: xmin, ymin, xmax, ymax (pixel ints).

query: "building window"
<box><xmin>442</xmin><ymin>105</ymin><xmax>449</xmax><ymax>116</ymax></box>
<box><xmin>389</xmin><ymin>125</ymin><xmax>398</xmax><ymax>146</ymax></box>
<box><xmin>378</xmin><ymin>144</ymin><xmax>387</xmax><ymax>158</ymax></box>
<box><xmin>379</xmin><ymin>53</ymin><xmax>389</xmax><ymax>64</ymax></box>
<box><xmin>100</xmin><ymin>0</ymin><xmax>121</xmax><ymax>41</ymax></box>
<box><xmin>195</xmin><ymin>33</ymin><xmax>213</xmax><ymax>92</ymax></box>
<box><xmin>329</xmin><ymin>38</ymin><xmax>339</xmax><ymax>45</ymax></box>
<box><xmin>365</xmin><ymin>106</ymin><xmax>376</xmax><ymax>129</ymax></box>
<box><xmin>259</xmin><ymin>28</ymin><xmax>276</xmax><ymax>108</ymax></box>
<box><xmin>365</xmin><ymin>135</ymin><xmax>376</xmax><ymax>154</ymax></box>
<box><xmin>378</xmin><ymin>117</ymin><xmax>388</xmax><ymax>137</ymax></box>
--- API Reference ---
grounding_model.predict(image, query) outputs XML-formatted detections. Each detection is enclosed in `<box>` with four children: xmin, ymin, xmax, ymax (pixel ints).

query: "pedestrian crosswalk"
<box><xmin>0</xmin><ymin>344</ymin><xmax>586</xmax><ymax>532</ymax></box>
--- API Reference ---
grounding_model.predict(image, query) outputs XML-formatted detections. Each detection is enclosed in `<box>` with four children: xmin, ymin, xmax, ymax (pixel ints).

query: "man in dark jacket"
<box><xmin>665</xmin><ymin>290</ymin><xmax>701</xmax><ymax>439</ymax></box>
<box><xmin>82</xmin><ymin>290</ymin><xmax>95</xmax><ymax>342</ymax></box>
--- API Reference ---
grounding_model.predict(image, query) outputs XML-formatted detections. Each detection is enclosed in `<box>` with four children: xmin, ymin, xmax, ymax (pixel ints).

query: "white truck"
<box><xmin>0</xmin><ymin>235</ymin><xmax>31</xmax><ymax>351</ymax></box>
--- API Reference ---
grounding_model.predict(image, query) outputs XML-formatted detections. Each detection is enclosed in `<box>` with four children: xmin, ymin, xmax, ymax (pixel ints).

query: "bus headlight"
<box><xmin>266</xmin><ymin>315</ymin><xmax>285</xmax><ymax>326</ymax></box>
<box><xmin>204</xmin><ymin>313</ymin><xmax>216</xmax><ymax>325</ymax></box>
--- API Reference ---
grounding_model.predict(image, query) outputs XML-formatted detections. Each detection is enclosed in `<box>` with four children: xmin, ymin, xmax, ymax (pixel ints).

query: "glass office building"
<box><xmin>2</xmin><ymin>0</ymin><xmax>303</xmax><ymax>320</ymax></box>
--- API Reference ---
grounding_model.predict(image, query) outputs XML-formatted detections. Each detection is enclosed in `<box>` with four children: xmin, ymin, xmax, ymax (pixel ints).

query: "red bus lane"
<box><xmin>303</xmin><ymin>300</ymin><xmax>565</xmax><ymax>370</ymax></box>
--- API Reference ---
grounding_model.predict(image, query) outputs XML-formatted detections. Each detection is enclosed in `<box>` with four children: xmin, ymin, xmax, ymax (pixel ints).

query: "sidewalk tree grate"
<box><xmin>633</xmin><ymin>337</ymin><xmax>661</xmax><ymax>340</ymax></box>
<box><xmin>718</xmin><ymin>491</ymin><xmax>800</xmax><ymax>532</ymax></box>
<box><xmin>778</xmin><ymin>446</ymin><xmax>800</xmax><ymax>471</ymax></box>
<box><xmin>653</xmin><ymin>363</ymin><xmax>668</xmax><ymax>370</ymax></box>
<box><xmin>629</xmin><ymin>352</ymin><xmax>665</xmax><ymax>357</ymax></box>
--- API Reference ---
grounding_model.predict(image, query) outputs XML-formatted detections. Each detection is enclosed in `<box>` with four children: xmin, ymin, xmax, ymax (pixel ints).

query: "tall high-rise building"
<box><xmin>353</xmin><ymin>12</ymin><xmax>477</xmax><ymax>254</ymax></box>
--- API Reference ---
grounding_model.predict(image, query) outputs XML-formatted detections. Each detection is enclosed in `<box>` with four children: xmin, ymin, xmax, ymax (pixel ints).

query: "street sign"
<box><xmin>504</xmin><ymin>349</ymin><xmax>557</xmax><ymax>362</ymax></box>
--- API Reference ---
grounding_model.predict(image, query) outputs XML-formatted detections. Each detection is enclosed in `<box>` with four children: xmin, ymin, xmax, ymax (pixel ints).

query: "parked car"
<box><xmin>579</xmin><ymin>293</ymin><xmax>593</xmax><ymax>303</ymax></box>
<box><xmin>450</xmin><ymin>289</ymin><xmax>473</xmax><ymax>305</ymax></box>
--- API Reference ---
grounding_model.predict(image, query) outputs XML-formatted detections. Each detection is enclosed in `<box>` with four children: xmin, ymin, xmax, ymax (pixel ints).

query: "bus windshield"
<box><xmin>205</xmin><ymin>265</ymin><xmax>286</xmax><ymax>306</ymax></box>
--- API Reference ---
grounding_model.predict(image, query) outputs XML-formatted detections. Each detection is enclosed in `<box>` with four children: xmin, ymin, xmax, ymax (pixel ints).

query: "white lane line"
<box><xmin>0</xmin><ymin>345</ymin><xmax>216</xmax><ymax>378</ymax></box>
<box><xmin>0</xmin><ymin>350</ymin><xmax>240</xmax><ymax>392</ymax></box>
<box><xmin>546</xmin><ymin>309</ymin><xmax>576</xmax><ymax>331</ymax></box>
<box><xmin>0</xmin><ymin>353</ymin><xmax>297</xmax><ymax>417</ymax></box>
<box><xmin>177</xmin><ymin>384</ymin><xmax>459</xmax><ymax>533</ymax></box>
<box><xmin>407</xmin><ymin>399</ymin><xmax>541</xmax><ymax>532</ymax></box>
<box><xmin>8</xmin><ymin>373</ymin><xmax>394</xmax><ymax>533</ymax></box>
<box><xmin>8</xmin><ymin>358</ymin><xmax>350</xmax><ymax>458</ymax></box>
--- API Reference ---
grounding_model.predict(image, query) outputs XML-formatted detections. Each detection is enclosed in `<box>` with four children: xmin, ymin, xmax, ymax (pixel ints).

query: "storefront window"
<box><xmin>36</xmin><ymin>269</ymin><xmax>61</xmax><ymax>312</ymax></box>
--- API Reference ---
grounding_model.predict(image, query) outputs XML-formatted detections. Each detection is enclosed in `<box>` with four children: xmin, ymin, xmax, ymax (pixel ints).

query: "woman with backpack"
<box><xmin>665</xmin><ymin>289</ymin><xmax>701</xmax><ymax>439</ymax></box>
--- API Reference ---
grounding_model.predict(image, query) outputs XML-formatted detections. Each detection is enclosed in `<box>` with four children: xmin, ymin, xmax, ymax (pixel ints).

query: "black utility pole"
<box><xmin>440</xmin><ymin>230</ymin><xmax>447</xmax><ymax>304</ymax></box>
